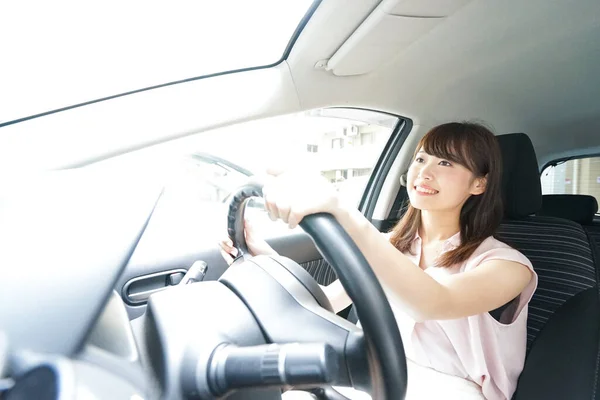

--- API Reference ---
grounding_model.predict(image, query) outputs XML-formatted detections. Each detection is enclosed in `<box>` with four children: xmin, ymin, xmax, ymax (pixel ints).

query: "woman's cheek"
<box><xmin>443</xmin><ymin>172</ymin><xmax>470</xmax><ymax>195</ymax></box>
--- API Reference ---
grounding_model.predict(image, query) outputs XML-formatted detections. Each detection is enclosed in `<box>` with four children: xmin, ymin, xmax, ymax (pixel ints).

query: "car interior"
<box><xmin>1</xmin><ymin>0</ymin><xmax>600</xmax><ymax>399</ymax></box>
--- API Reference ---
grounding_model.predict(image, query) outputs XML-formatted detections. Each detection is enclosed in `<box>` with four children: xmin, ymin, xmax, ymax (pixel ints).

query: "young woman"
<box><xmin>219</xmin><ymin>122</ymin><xmax>537</xmax><ymax>400</ymax></box>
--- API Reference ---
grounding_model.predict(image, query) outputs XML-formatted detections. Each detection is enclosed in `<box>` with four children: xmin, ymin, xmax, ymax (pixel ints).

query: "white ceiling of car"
<box><xmin>1</xmin><ymin>0</ymin><xmax>598</xmax><ymax>171</ymax></box>
<box><xmin>289</xmin><ymin>0</ymin><xmax>600</xmax><ymax>165</ymax></box>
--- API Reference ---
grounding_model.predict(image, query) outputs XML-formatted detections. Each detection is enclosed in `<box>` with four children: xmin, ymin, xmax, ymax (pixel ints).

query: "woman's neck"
<box><xmin>419</xmin><ymin>210</ymin><xmax>460</xmax><ymax>244</ymax></box>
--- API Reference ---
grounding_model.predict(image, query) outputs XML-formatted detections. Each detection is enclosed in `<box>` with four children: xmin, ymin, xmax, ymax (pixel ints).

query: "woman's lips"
<box><xmin>414</xmin><ymin>185</ymin><xmax>439</xmax><ymax>195</ymax></box>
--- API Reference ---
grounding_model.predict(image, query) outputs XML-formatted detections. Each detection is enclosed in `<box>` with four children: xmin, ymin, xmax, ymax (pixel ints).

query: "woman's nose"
<box><xmin>418</xmin><ymin>164</ymin><xmax>433</xmax><ymax>180</ymax></box>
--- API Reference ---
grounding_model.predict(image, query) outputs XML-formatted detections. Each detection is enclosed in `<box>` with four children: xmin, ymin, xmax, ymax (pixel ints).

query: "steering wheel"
<box><xmin>224</xmin><ymin>181</ymin><xmax>407</xmax><ymax>399</ymax></box>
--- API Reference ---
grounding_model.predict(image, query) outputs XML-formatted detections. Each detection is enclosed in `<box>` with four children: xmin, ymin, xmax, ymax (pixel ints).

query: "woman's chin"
<box><xmin>408</xmin><ymin>196</ymin><xmax>438</xmax><ymax>210</ymax></box>
<box><xmin>410</xmin><ymin>200</ymin><xmax>462</xmax><ymax>213</ymax></box>
<box><xmin>411</xmin><ymin>199</ymin><xmax>458</xmax><ymax>213</ymax></box>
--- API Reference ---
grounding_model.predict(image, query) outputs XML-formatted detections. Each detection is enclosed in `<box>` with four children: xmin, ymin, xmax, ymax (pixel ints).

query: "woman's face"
<box><xmin>406</xmin><ymin>149</ymin><xmax>486</xmax><ymax>212</ymax></box>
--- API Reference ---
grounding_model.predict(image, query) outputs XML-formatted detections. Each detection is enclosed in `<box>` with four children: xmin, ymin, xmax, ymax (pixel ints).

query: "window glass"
<box><xmin>541</xmin><ymin>157</ymin><xmax>600</xmax><ymax>213</ymax></box>
<box><xmin>0</xmin><ymin>1</ymin><xmax>314</xmax><ymax>124</ymax></box>
<box><xmin>93</xmin><ymin>108</ymin><xmax>399</xmax><ymax>235</ymax></box>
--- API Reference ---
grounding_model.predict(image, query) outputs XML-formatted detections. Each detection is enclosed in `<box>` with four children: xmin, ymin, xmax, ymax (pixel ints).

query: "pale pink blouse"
<box><xmin>383</xmin><ymin>232</ymin><xmax>537</xmax><ymax>400</ymax></box>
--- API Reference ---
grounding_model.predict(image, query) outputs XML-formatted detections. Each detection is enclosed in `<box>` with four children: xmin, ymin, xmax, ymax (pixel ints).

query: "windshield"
<box><xmin>0</xmin><ymin>0</ymin><xmax>314</xmax><ymax>125</ymax></box>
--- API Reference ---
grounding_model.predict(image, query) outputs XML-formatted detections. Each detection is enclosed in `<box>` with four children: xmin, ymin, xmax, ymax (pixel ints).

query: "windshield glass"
<box><xmin>0</xmin><ymin>0</ymin><xmax>314</xmax><ymax>124</ymax></box>
<box><xmin>86</xmin><ymin>108</ymin><xmax>399</xmax><ymax>237</ymax></box>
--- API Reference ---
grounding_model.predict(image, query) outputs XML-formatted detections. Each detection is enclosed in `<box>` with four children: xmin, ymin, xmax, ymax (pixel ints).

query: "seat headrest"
<box><xmin>497</xmin><ymin>133</ymin><xmax>542</xmax><ymax>218</ymax></box>
<box><xmin>538</xmin><ymin>194</ymin><xmax>599</xmax><ymax>225</ymax></box>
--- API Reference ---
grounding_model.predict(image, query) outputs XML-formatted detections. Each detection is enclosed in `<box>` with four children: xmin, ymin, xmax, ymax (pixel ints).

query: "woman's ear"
<box><xmin>400</xmin><ymin>172</ymin><xmax>408</xmax><ymax>186</ymax></box>
<box><xmin>471</xmin><ymin>175</ymin><xmax>488</xmax><ymax>195</ymax></box>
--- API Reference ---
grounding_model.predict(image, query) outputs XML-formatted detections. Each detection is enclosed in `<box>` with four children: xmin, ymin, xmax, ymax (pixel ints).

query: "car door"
<box><xmin>109</xmin><ymin>108</ymin><xmax>410</xmax><ymax>319</ymax></box>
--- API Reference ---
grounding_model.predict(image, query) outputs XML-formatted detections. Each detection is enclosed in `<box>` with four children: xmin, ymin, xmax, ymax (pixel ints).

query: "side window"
<box><xmin>541</xmin><ymin>156</ymin><xmax>600</xmax><ymax>212</ymax></box>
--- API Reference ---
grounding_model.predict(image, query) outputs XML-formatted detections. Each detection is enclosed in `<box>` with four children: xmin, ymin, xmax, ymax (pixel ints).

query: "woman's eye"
<box><xmin>439</xmin><ymin>160</ymin><xmax>452</xmax><ymax>166</ymax></box>
<box><xmin>415</xmin><ymin>157</ymin><xmax>424</xmax><ymax>163</ymax></box>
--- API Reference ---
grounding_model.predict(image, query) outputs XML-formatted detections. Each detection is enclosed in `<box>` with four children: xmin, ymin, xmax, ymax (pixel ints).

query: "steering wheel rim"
<box><xmin>226</xmin><ymin>181</ymin><xmax>408</xmax><ymax>399</ymax></box>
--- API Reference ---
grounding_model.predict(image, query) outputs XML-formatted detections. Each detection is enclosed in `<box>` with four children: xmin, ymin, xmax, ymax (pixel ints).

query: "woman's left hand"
<box><xmin>262</xmin><ymin>167</ymin><xmax>340</xmax><ymax>229</ymax></box>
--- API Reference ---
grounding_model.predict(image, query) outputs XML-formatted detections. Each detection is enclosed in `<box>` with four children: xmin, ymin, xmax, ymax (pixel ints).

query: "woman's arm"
<box><xmin>319</xmin><ymin>231</ymin><xmax>393</xmax><ymax>314</ymax></box>
<box><xmin>330</xmin><ymin>206</ymin><xmax>532</xmax><ymax>322</ymax></box>
<box><xmin>261</xmin><ymin>169</ymin><xmax>532</xmax><ymax>322</ymax></box>
<box><xmin>320</xmin><ymin>280</ymin><xmax>352</xmax><ymax>314</ymax></box>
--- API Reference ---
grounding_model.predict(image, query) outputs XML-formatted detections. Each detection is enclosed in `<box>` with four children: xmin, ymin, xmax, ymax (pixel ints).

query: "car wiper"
<box><xmin>189</xmin><ymin>152</ymin><xmax>253</xmax><ymax>177</ymax></box>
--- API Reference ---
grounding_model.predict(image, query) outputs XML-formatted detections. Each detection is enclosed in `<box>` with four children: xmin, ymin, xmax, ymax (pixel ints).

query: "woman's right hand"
<box><xmin>218</xmin><ymin>217</ymin><xmax>278</xmax><ymax>265</ymax></box>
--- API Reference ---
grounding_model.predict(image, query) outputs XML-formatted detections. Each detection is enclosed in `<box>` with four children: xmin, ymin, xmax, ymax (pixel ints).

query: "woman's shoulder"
<box><xmin>468</xmin><ymin>235</ymin><xmax>533</xmax><ymax>269</ymax></box>
<box><xmin>477</xmin><ymin>235</ymin><xmax>513</xmax><ymax>251</ymax></box>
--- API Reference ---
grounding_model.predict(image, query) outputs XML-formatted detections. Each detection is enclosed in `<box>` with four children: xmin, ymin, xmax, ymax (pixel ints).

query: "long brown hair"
<box><xmin>389</xmin><ymin>122</ymin><xmax>503</xmax><ymax>267</ymax></box>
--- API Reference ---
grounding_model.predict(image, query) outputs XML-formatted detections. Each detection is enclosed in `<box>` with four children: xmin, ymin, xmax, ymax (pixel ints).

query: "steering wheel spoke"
<box><xmin>219</xmin><ymin>258</ymin><xmax>359</xmax><ymax>387</ymax></box>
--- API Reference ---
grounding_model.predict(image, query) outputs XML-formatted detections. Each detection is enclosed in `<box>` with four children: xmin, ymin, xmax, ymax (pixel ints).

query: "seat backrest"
<box><xmin>538</xmin><ymin>194</ymin><xmax>599</xmax><ymax>225</ymax></box>
<box><xmin>496</xmin><ymin>216</ymin><xmax>596</xmax><ymax>348</ymax></box>
<box><xmin>496</xmin><ymin>134</ymin><xmax>597</xmax><ymax>350</ymax></box>
<box><xmin>538</xmin><ymin>194</ymin><xmax>600</xmax><ymax>263</ymax></box>
<box><xmin>497</xmin><ymin>134</ymin><xmax>600</xmax><ymax>399</ymax></box>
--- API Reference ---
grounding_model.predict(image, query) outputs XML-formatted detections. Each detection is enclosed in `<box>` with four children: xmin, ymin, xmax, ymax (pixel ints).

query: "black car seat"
<box><xmin>301</xmin><ymin>132</ymin><xmax>600</xmax><ymax>398</ymax></box>
<box><xmin>537</xmin><ymin>194</ymin><xmax>600</xmax><ymax>262</ymax></box>
<box><xmin>496</xmin><ymin>134</ymin><xmax>599</xmax><ymax>399</ymax></box>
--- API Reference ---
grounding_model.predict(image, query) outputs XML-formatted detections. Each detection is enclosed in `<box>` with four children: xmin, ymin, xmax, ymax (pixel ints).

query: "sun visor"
<box><xmin>326</xmin><ymin>0</ymin><xmax>473</xmax><ymax>76</ymax></box>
